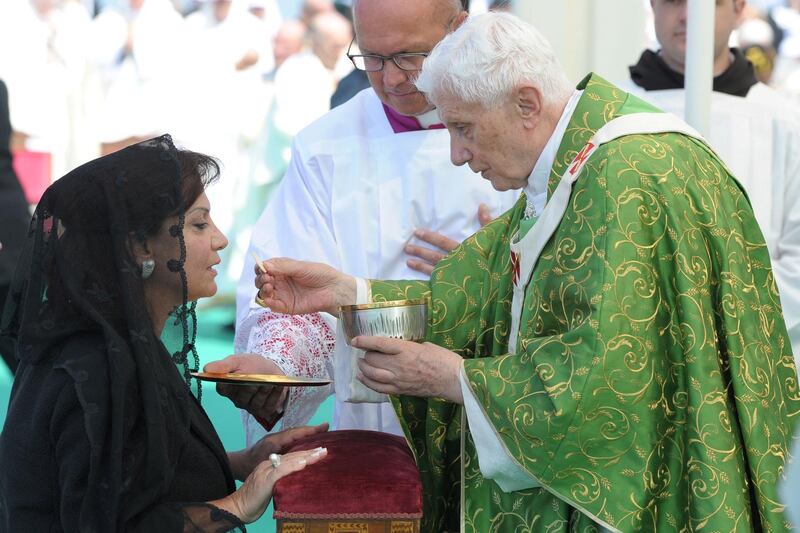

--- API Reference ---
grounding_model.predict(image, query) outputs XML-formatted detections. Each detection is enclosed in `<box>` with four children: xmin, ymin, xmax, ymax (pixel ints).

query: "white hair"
<box><xmin>415</xmin><ymin>12</ymin><xmax>573</xmax><ymax>108</ymax></box>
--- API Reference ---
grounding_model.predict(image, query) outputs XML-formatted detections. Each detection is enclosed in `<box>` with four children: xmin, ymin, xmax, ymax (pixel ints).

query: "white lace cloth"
<box><xmin>234</xmin><ymin>308</ymin><xmax>335</xmax><ymax>447</ymax></box>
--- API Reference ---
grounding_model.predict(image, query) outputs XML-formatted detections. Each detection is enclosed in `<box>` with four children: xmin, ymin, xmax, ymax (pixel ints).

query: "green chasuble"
<box><xmin>369</xmin><ymin>74</ymin><xmax>800</xmax><ymax>532</ymax></box>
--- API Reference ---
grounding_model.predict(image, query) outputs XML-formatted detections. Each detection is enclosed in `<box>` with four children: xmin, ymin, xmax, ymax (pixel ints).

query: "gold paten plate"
<box><xmin>190</xmin><ymin>372</ymin><xmax>331</xmax><ymax>387</ymax></box>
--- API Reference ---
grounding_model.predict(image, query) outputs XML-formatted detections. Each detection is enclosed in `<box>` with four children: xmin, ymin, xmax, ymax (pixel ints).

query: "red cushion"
<box><xmin>273</xmin><ymin>430</ymin><xmax>422</xmax><ymax>519</ymax></box>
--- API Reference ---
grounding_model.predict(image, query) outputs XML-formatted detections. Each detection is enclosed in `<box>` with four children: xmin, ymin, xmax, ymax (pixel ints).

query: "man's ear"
<box><xmin>516</xmin><ymin>85</ymin><xmax>543</xmax><ymax>128</ymax></box>
<box><xmin>451</xmin><ymin>10</ymin><xmax>469</xmax><ymax>31</ymax></box>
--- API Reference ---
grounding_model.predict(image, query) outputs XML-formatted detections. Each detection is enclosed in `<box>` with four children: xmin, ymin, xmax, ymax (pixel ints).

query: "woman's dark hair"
<box><xmin>45</xmin><ymin>145</ymin><xmax>220</xmax><ymax>337</ymax></box>
<box><xmin>131</xmin><ymin>149</ymin><xmax>220</xmax><ymax>239</ymax></box>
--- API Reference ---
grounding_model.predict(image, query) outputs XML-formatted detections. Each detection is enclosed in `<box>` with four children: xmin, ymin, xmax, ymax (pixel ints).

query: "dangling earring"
<box><xmin>141</xmin><ymin>259</ymin><xmax>156</xmax><ymax>280</ymax></box>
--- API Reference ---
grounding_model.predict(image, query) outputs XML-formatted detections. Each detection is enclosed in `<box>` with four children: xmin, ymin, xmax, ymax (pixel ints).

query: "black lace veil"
<box><xmin>0</xmin><ymin>135</ymin><xmax>242</xmax><ymax>531</ymax></box>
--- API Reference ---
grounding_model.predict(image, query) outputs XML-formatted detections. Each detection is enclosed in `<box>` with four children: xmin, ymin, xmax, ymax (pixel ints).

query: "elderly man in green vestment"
<box><xmin>253</xmin><ymin>12</ymin><xmax>800</xmax><ymax>533</ymax></box>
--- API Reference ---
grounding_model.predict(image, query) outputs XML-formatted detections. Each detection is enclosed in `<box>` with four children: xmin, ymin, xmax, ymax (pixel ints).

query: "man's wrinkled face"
<box><xmin>438</xmin><ymin>93</ymin><xmax>535</xmax><ymax>192</ymax></box>
<box><xmin>354</xmin><ymin>1</ymin><xmax>462</xmax><ymax>117</ymax></box>
<box><xmin>652</xmin><ymin>0</ymin><xmax>745</xmax><ymax>72</ymax></box>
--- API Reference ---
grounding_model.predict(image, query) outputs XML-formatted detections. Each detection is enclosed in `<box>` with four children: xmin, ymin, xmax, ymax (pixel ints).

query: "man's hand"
<box><xmin>405</xmin><ymin>229</ymin><xmax>459</xmax><ymax>275</ymax></box>
<box><xmin>477</xmin><ymin>202</ymin><xmax>494</xmax><ymax>227</ymax></box>
<box><xmin>235</xmin><ymin>49</ymin><xmax>259</xmax><ymax>71</ymax></box>
<box><xmin>255</xmin><ymin>257</ymin><xmax>356</xmax><ymax>315</ymax></box>
<box><xmin>351</xmin><ymin>336</ymin><xmax>464</xmax><ymax>404</ymax></box>
<box><xmin>406</xmin><ymin>204</ymin><xmax>495</xmax><ymax>275</ymax></box>
<box><xmin>205</xmin><ymin>354</ymin><xmax>288</xmax><ymax>427</ymax></box>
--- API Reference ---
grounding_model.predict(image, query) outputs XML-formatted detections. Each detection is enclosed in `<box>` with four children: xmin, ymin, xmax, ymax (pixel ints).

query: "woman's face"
<box><xmin>146</xmin><ymin>192</ymin><xmax>228</xmax><ymax>304</ymax></box>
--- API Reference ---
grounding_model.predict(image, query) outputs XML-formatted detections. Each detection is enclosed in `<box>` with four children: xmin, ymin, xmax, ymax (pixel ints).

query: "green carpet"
<box><xmin>0</xmin><ymin>306</ymin><xmax>334</xmax><ymax>532</ymax></box>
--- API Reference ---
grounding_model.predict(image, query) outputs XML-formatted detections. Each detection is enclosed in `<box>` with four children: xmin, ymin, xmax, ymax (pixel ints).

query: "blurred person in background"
<box><xmin>246</xmin><ymin>18</ymin><xmax>307</xmax><ymax>193</ymax></box>
<box><xmin>738</xmin><ymin>14</ymin><xmax>778</xmax><ymax>84</ymax></box>
<box><xmin>246</xmin><ymin>18</ymin><xmax>306</xmax><ymax>193</ymax></box>
<box><xmin>220</xmin><ymin>10</ymin><xmax>351</xmax><ymax>323</ymax></box>
<box><xmin>247</xmin><ymin>0</ymin><xmax>283</xmax><ymax>38</ymax></box>
<box><xmin>329</xmin><ymin>1</ymin><xmax>369</xmax><ymax>108</ymax></box>
<box><xmin>0</xmin><ymin>0</ymin><xmax>92</xmax><ymax>186</ymax></box>
<box><xmin>771</xmin><ymin>0</ymin><xmax>800</xmax><ymax>100</ymax></box>
<box><xmin>180</xmin><ymin>0</ymin><xmax>275</xmax><ymax>306</ymax></box>
<box><xmin>271</xmin><ymin>19</ymin><xmax>308</xmax><ymax>69</ymax></box>
<box><xmin>262</xmin><ymin>11</ymin><xmax>349</xmax><ymax>179</ymax></box>
<box><xmin>272</xmin><ymin>10</ymin><xmax>352</xmax><ymax>138</ymax></box>
<box><xmin>771</xmin><ymin>0</ymin><xmax>800</xmax><ymax>72</ymax></box>
<box><xmin>0</xmin><ymin>79</ymin><xmax>31</xmax><ymax>375</ymax></box>
<box><xmin>89</xmin><ymin>0</ymin><xmax>187</xmax><ymax>154</ymax></box>
<box><xmin>625</xmin><ymin>0</ymin><xmax>800</xmax><ymax>363</ymax></box>
<box><xmin>299</xmin><ymin>0</ymin><xmax>333</xmax><ymax>24</ymax></box>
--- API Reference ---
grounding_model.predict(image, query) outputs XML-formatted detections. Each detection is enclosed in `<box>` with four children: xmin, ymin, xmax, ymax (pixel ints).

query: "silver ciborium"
<box><xmin>339</xmin><ymin>299</ymin><xmax>428</xmax><ymax>345</ymax></box>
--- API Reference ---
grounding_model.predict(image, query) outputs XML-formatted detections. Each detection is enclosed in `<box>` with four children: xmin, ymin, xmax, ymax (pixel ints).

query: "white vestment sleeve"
<box><xmin>235</xmin><ymin>309</ymin><xmax>335</xmax><ymax>446</ymax></box>
<box><xmin>355</xmin><ymin>277</ymin><xmax>369</xmax><ymax>304</ymax></box>
<box><xmin>771</xmin><ymin>130</ymin><xmax>800</xmax><ymax>363</ymax></box>
<box><xmin>458</xmin><ymin>365</ymin><xmax>541</xmax><ymax>492</ymax></box>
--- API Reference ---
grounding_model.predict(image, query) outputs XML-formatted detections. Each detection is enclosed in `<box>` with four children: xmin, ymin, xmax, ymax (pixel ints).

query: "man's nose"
<box><xmin>678</xmin><ymin>2</ymin><xmax>688</xmax><ymax>21</ymax></box>
<box><xmin>382</xmin><ymin>60</ymin><xmax>409</xmax><ymax>88</ymax></box>
<box><xmin>451</xmin><ymin>141</ymin><xmax>471</xmax><ymax>167</ymax></box>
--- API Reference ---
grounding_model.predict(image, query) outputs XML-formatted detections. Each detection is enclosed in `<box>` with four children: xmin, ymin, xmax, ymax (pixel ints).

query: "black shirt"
<box><xmin>0</xmin><ymin>334</ymin><xmax>236</xmax><ymax>532</ymax></box>
<box><xmin>629</xmin><ymin>48</ymin><xmax>759</xmax><ymax>97</ymax></box>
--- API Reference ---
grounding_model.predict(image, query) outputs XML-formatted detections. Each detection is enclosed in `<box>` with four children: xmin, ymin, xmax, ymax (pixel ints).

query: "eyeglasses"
<box><xmin>346</xmin><ymin>40</ymin><xmax>429</xmax><ymax>72</ymax></box>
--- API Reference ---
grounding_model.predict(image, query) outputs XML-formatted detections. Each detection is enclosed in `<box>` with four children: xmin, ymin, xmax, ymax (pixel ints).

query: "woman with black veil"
<box><xmin>0</xmin><ymin>135</ymin><xmax>327</xmax><ymax>531</ymax></box>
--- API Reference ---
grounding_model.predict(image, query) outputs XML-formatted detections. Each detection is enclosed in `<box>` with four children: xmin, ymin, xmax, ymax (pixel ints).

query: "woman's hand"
<box><xmin>228</xmin><ymin>423</ymin><xmax>329</xmax><ymax>481</ymax></box>
<box><xmin>213</xmin><ymin>447</ymin><xmax>328</xmax><ymax>524</ymax></box>
<box><xmin>255</xmin><ymin>258</ymin><xmax>356</xmax><ymax>315</ymax></box>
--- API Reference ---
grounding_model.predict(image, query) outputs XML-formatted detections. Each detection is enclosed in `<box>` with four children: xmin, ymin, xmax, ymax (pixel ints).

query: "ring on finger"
<box><xmin>255</xmin><ymin>293</ymin><xmax>269</xmax><ymax>308</ymax></box>
<box><xmin>269</xmin><ymin>453</ymin><xmax>281</xmax><ymax>467</ymax></box>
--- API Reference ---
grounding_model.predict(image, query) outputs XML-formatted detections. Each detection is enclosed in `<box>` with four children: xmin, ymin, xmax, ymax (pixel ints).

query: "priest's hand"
<box><xmin>227</xmin><ymin>422</ymin><xmax>329</xmax><ymax>481</ymax></box>
<box><xmin>255</xmin><ymin>257</ymin><xmax>356</xmax><ymax>315</ymax></box>
<box><xmin>406</xmin><ymin>204</ymin><xmax>495</xmax><ymax>275</ymax></box>
<box><xmin>205</xmin><ymin>354</ymin><xmax>288</xmax><ymax>429</ymax></box>
<box><xmin>351</xmin><ymin>336</ymin><xmax>464</xmax><ymax>404</ymax></box>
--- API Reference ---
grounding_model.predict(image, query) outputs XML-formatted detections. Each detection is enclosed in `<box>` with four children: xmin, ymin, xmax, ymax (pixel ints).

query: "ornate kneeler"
<box><xmin>273</xmin><ymin>430</ymin><xmax>422</xmax><ymax>533</ymax></box>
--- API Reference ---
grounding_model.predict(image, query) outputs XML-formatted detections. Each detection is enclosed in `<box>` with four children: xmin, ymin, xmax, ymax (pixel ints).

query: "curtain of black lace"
<box><xmin>0</xmin><ymin>136</ymin><xmax>244</xmax><ymax>532</ymax></box>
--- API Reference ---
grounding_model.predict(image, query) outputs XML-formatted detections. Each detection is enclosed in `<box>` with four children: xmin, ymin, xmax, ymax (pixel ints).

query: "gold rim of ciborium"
<box><xmin>339</xmin><ymin>298</ymin><xmax>428</xmax><ymax>313</ymax></box>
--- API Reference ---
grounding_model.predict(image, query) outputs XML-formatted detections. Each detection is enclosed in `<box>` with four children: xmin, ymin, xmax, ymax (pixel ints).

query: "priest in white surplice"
<box><xmin>208</xmin><ymin>0</ymin><xmax>519</xmax><ymax>445</ymax></box>
<box><xmin>623</xmin><ymin>0</ymin><xmax>800</xmax><ymax>362</ymax></box>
